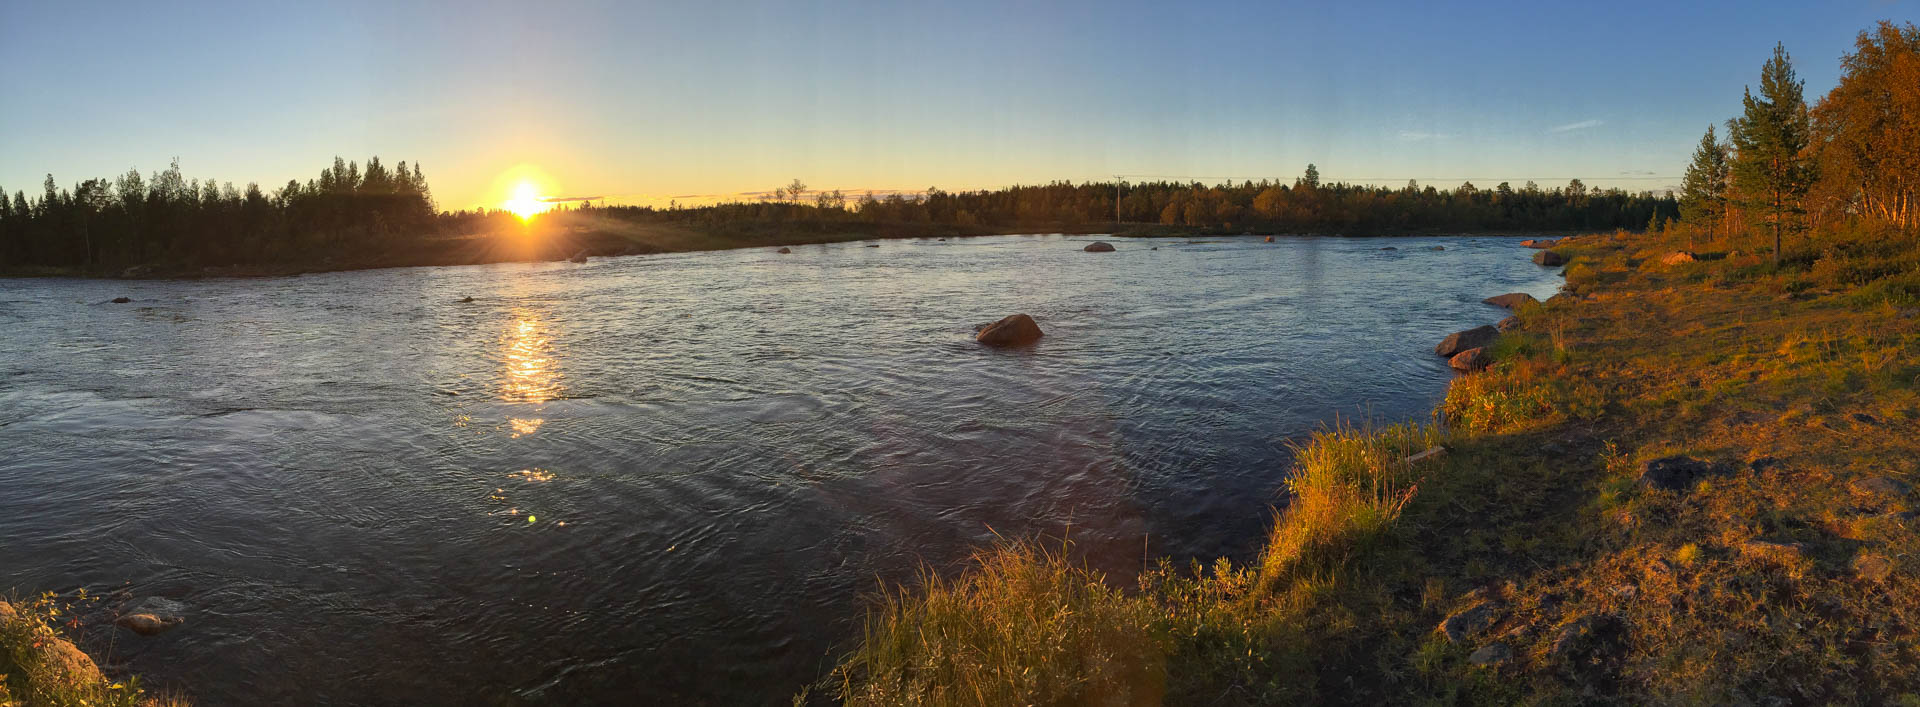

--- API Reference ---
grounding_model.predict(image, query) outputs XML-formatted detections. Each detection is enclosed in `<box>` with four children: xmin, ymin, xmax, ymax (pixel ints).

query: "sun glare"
<box><xmin>503</xmin><ymin>181</ymin><xmax>552</xmax><ymax>220</ymax></box>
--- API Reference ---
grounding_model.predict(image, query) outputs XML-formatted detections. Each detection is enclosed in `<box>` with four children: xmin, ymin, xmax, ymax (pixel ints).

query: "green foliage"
<box><xmin>1</xmin><ymin>594</ymin><xmax>183</xmax><ymax>707</ymax></box>
<box><xmin>1728</xmin><ymin>43</ymin><xmax>1816</xmax><ymax>260</ymax></box>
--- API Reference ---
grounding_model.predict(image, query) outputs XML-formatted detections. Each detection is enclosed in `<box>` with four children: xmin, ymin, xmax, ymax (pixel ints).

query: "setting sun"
<box><xmin>502</xmin><ymin>181</ymin><xmax>552</xmax><ymax>220</ymax></box>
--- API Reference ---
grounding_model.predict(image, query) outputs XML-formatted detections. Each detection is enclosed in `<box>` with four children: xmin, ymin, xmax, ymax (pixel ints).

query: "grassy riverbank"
<box><xmin>829</xmin><ymin>222</ymin><xmax>1920</xmax><ymax>704</ymax></box>
<box><xmin>1</xmin><ymin>596</ymin><xmax>183</xmax><ymax>707</ymax></box>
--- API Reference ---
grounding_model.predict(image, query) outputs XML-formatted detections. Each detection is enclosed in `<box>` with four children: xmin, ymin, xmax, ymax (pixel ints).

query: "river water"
<box><xmin>0</xmin><ymin>234</ymin><xmax>1560</xmax><ymax>704</ymax></box>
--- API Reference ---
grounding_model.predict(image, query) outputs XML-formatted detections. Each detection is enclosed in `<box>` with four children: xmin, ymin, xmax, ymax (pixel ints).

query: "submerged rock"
<box><xmin>775</xmin><ymin>247</ymin><xmax>792</xmax><ymax>254</ymax></box>
<box><xmin>975</xmin><ymin>314</ymin><xmax>1044</xmax><ymax>347</ymax></box>
<box><xmin>1449</xmin><ymin>347</ymin><xmax>1492</xmax><ymax>371</ymax></box>
<box><xmin>1483</xmin><ymin>292</ymin><xmax>1538</xmax><ymax>309</ymax></box>
<box><xmin>110</xmin><ymin>296</ymin><xmax>131</xmax><ymax>304</ymax></box>
<box><xmin>459</xmin><ymin>296</ymin><xmax>475</xmax><ymax>303</ymax></box>
<box><xmin>1435</xmin><ymin>325</ymin><xmax>1498</xmax><ymax>357</ymax></box>
<box><xmin>116</xmin><ymin>613</ymin><xmax>182</xmax><ymax>636</ymax></box>
<box><xmin>1083</xmin><ymin>241</ymin><xmax>1115</xmax><ymax>252</ymax></box>
<box><xmin>1534</xmin><ymin>250</ymin><xmax>1567</xmax><ymax>266</ymax></box>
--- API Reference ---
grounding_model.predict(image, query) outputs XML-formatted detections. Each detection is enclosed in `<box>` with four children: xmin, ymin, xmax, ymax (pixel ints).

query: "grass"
<box><xmin>828</xmin><ymin>219</ymin><xmax>1920</xmax><ymax>704</ymax></box>
<box><xmin>1</xmin><ymin>593</ymin><xmax>184</xmax><ymax>707</ymax></box>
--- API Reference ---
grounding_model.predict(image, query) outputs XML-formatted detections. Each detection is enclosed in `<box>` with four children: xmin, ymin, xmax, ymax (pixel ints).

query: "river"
<box><xmin>0</xmin><ymin>234</ymin><xmax>1561</xmax><ymax>704</ymax></box>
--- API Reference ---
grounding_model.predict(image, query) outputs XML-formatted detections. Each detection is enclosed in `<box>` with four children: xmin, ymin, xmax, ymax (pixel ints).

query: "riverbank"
<box><xmin>0</xmin><ymin>213</ymin><xmax>1590</xmax><ymax>281</ymax></box>
<box><xmin>829</xmin><ymin>222</ymin><xmax>1920</xmax><ymax>704</ymax></box>
<box><xmin>1</xmin><ymin>596</ymin><xmax>184</xmax><ymax>706</ymax></box>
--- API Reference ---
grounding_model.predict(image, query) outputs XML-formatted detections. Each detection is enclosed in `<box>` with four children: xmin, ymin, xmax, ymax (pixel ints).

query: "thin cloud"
<box><xmin>538</xmin><ymin>195</ymin><xmax>602</xmax><ymax>203</ymax></box>
<box><xmin>1549</xmin><ymin>119</ymin><xmax>1605</xmax><ymax>133</ymax></box>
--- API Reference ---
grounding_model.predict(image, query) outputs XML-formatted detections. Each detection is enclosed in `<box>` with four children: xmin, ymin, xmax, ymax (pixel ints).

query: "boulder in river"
<box><xmin>1380</xmin><ymin>246</ymin><xmax>1398</xmax><ymax>250</ymax></box>
<box><xmin>116</xmin><ymin>613</ymin><xmax>183</xmax><ymax>636</ymax></box>
<box><xmin>975</xmin><ymin>314</ymin><xmax>1044</xmax><ymax>347</ymax></box>
<box><xmin>110</xmin><ymin>297</ymin><xmax>131</xmax><ymax>304</ymax></box>
<box><xmin>1449</xmin><ymin>347</ymin><xmax>1492</xmax><ymax>371</ymax></box>
<box><xmin>1264</xmin><ymin>236</ymin><xmax>1274</xmax><ymax>242</ymax></box>
<box><xmin>1083</xmin><ymin>241</ymin><xmax>1115</xmax><ymax>252</ymax></box>
<box><xmin>1483</xmin><ymin>292</ymin><xmax>1538</xmax><ymax>309</ymax></box>
<box><xmin>116</xmin><ymin>596</ymin><xmax>188</xmax><ymax>636</ymax></box>
<box><xmin>1435</xmin><ymin>325</ymin><xmax>1498</xmax><ymax>357</ymax></box>
<box><xmin>775</xmin><ymin>247</ymin><xmax>792</xmax><ymax>254</ymax></box>
<box><xmin>459</xmin><ymin>296</ymin><xmax>475</xmax><ymax>303</ymax></box>
<box><xmin>1520</xmin><ymin>238</ymin><xmax>1558</xmax><ymax>249</ymax></box>
<box><xmin>1533</xmin><ymin>250</ymin><xmax>1567</xmax><ymax>266</ymax></box>
<box><xmin>865</xmin><ymin>244</ymin><xmax>880</xmax><ymax>248</ymax></box>
<box><xmin>1429</xmin><ymin>245</ymin><xmax>1446</xmax><ymax>251</ymax></box>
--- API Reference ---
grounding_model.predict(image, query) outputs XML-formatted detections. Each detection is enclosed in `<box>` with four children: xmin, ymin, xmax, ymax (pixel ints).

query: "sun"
<box><xmin>503</xmin><ymin>181</ymin><xmax>553</xmax><ymax>220</ymax></box>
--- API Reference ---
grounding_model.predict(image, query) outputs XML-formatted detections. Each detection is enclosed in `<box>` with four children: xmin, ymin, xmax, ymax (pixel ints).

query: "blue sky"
<box><xmin>2</xmin><ymin>0</ymin><xmax>1912</xmax><ymax>209</ymax></box>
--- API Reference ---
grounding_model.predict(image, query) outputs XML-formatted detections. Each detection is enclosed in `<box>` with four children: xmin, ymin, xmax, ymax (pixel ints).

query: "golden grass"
<box><xmin>831</xmin><ymin>220</ymin><xmax>1920</xmax><ymax>704</ymax></box>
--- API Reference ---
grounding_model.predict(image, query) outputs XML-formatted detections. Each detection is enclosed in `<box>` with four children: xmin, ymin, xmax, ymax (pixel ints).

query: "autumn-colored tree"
<box><xmin>1811</xmin><ymin>21</ymin><xmax>1920</xmax><ymax>231</ymax></box>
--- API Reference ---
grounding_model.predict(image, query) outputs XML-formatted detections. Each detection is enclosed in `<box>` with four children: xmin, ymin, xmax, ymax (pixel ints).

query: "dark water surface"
<box><xmin>0</xmin><ymin>235</ymin><xmax>1560</xmax><ymax>704</ymax></box>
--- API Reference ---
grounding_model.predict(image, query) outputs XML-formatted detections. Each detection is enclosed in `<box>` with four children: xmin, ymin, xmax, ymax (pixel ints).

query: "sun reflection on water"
<box><xmin>501</xmin><ymin>314</ymin><xmax>563</xmax><ymax>404</ymax></box>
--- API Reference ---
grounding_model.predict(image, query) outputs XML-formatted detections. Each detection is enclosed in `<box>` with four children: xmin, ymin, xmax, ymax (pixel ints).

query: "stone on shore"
<box><xmin>1469</xmin><ymin>643</ymin><xmax>1513</xmax><ymax>666</ymax></box>
<box><xmin>776</xmin><ymin>247</ymin><xmax>792</xmax><ymax>254</ymax></box>
<box><xmin>1483</xmin><ymin>292</ymin><xmax>1538</xmax><ymax>309</ymax></box>
<box><xmin>1638</xmin><ymin>455</ymin><xmax>1723</xmax><ymax>492</ymax></box>
<box><xmin>1435</xmin><ymin>325</ymin><xmax>1499</xmax><ymax>357</ymax></box>
<box><xmin>1084</xmin><ymin>241</ymin><xmax>1115</xmax><ymax>252</ymax></box>
<box><xmin>1438</xmin><ymin>602</ymin><xmax>1499</xmax><ymax>644</ymax></box>
<box><xmin>1496</xmin><ymin>316</ymin><xmax>1520</xmax><ymax>332</ymax></box>
<box><xmin>1449</xmin><ymin>347</ymin><xmax>1492</xmax><ymax>371</ymax></box>
<box><xmin>975</xmin><ymin>314</ymin><xmax>1044</xmax><ymax>347</ymax></box>
<box><xmin>1534</xmin><ymin>250</ymin><xmax>1567</xmax><ymax>266</ymax></box>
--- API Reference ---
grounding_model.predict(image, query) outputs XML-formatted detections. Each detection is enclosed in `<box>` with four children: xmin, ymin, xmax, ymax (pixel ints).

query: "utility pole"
<box><xmin>1114</xmin><ymin>176</ymin><xmax>1123</xmax><ymax>226</ymax></box>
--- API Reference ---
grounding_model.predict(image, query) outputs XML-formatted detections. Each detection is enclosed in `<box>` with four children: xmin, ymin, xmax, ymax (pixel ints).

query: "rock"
<box><xmin>1638</xmin><ymin>455</ymin><xmax>1723</xmax><ymax>492</ymax></box>
<box><xmin>1264</xmin><ymin>236</ymin><xmax>1274</xmax><ymax>242</ymax></box>
<box><xmin>975</xmin><ymin>314</ymin><xmax>1044</xmax><ymax>347</ymax></box>
<box><xmin>865</xmin><ymin>244</ymin><xmax>880</xmax><ymax>248</ymax></box>
<box><xmin>1435</xmin><ymin>325</ymin><xmax>1499</xmax><ymax>357</ymax></box>
<box><xmin>459</xmin><ymin>296</ymin><xmax>475</xmax><ymax>303</ymax></box>
<box><xmin>0</xmin><ymin>599</ymin><xmax>12</xmax><ymax>622</ymax></box>
<box><xmin>1438</xmin><ymin>602</ymin><xmax>1499</xmax><ymax>644</ymax></box>
<box><xmin>1549</xmin><ymin>614</ymin><xmax>1625</xmax><ymax>663</ymax></box>
<box><xmin>1449</xmin><ymin>347</ymin><xmax>1492</xmax><ymax>371</ymax></box>
<box><xmin>937</xmin><ymin>238</ymin><xmax>947</xmax><ymax>241</ymax></box>
<box><xmin>1520</xmin><ymin>238</ymin><xmax>1558</xmax><ymax>249</ymax></box>
<box><xmin>1851</xmin><ymin>412</ymin><xmax>1878</xmax><ymax>425</ymax></box>
<box><xmin>1533</xmin><ymin>250</ymin><xmax>1567</xmax><ymax>266</ymax></box>
<box><xmin>1851</xmin><ymin>476</ymin><xmax>1911</xmax><ymax>498</ymax></box>
<box><xmin>1083</xmin><ymin>241</ymin><xmax>1115</xmax><ymax>252</ymax></box>
<box><xmin>1748</xmin><ymin>456</ymin><xmax>1781</xmax><ymax>472</ymax></box>
<box><xmin>1406</xmin><ymin>446</ymin><xmax>1448</xmax><ymax>465</ymax></box>
<box><xmin>1150</xmin><ymin>247</ymin><xmax>1158</xmax><ymax>250</ymax></box>
<box><xmin>1468</xmin><ymin>642</ymin><xmax>1512</xmax><ymax>666</ymax></box>
<box><xmin>1737</xmin><ymin>540</ymin><xmax>1806</xmax><ymax>567</ymax></box>
<box><xmin>776</xmin><ymin>247</ymin><xmax>792</xmax><ymax>254</ymax></box>
<box><xmin>1660</xmin><ymin>251</ymin><xmax>1696</xmax><ymax>265</ymax></box>
<box><xmin>110</xmin><ymin>296</ymin><xmax>132</xmax><ymax>304</ymax></box>
<box><xmin>1430</xmin><ymin>245</ymin><xmax>1446</xmax><ymax>251</ymax></box>
<box><xmin>568</xmin><ymin>250</ymin><xmax>589</xmax><ymax>263</ymax></box>
<box><xmin>115</xmin><ymin>613</ymin><xmax>182</xmax><ymax>636</ymax></box>
<box><xmin>1853</xmin><ymin>552</ymin><xmax>1895</xmax><ymax>582</ymax></box>
<box><xmin>1496</xmin><ymin>316</ymin><xmax>1520</xmax><ymax>332</ymax></box>
<box><xmin>1381</xmin><ymin>246</ymin><xmax>1398</xmax><ymax>250</ymax></box>
<box><xmin>1483</xmin><ymin>292</ymin><xmax>1538</xmax><ymax>309</ymax></box>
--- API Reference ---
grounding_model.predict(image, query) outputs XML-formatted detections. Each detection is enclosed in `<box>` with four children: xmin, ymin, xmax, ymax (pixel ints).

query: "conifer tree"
<box><xmin>1678</xmin><ymin>125</ymin><xmax>1731</xmax><ymax>247</ymax></box>
<box><xmin>1728</xmin><ymin>43</ymin><xmax>1814</xmax><ymax>263</ymax></box>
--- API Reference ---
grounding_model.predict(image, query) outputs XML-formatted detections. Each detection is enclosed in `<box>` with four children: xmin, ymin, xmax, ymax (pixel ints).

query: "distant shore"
<box><xmin>0</xmin><ymin>217</ymin><xmax>1591</xmax><ymax>281</ymax></box>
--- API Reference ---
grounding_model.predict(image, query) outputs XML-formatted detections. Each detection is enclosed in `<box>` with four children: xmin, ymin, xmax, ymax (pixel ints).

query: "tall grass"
<box><xmin>1259</xmin><ymin>420</ymin><xmax>1443</xmax><ymax>590</ymax></box>
<box><xmin>835</xmin><ymin>541</ymin><xmax>1168</xmax><ymax>707</ymax></box>
<box><xmin>1</xmin><ymin>594</ymin><xmax>184</xmax><ymax>707</ymax></box>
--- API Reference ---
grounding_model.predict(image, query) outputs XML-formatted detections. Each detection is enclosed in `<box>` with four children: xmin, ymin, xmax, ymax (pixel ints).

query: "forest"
<box><xmin>2</xmin><ymin>164</ymin><xmax>1681</xmax><ymax>274</ymax></box>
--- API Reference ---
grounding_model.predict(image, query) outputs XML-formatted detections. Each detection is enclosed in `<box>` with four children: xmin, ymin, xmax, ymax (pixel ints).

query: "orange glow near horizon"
<box><xmin>492</xmin><ymin>164</ymin><xmax>560</xmax><ymax>220</ymax></box>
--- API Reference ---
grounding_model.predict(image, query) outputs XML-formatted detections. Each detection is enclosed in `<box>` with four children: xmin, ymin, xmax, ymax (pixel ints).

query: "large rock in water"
<box><xmin>1435</xmin><ymin>325</ymin><xmax>1498</xmax><ymax>357</ymax></box>
<box><xmin>1083</xmin><ymin>241</ymin><xmax>1115</xmax><ymax>252</ymax></box>
<box><xmin>975</xmin><ymin>314</ymin><xmax>1044</xmax><ymax>347</ymax></box>
<box><xmin>1449</xmin><ymin>347</ymin><xmax>1492</xmax><ymax>371</ymax></box>
<box><xmin>1533</xmin><ymin>250</ymin><xmax>1567</xmax><ymax>266</ymax></box>
<box><xmin>1483</xmin><ymin>292</ymin><xmax>1538</xmax><ymax>309</ymax></box>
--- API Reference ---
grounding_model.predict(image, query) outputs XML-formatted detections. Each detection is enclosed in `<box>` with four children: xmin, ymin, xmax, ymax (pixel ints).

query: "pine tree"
<box><xmin>1728</xmin><ymin>43</ymin><xmax>1814</xmax><ymax>263</ymax></box>
<box><xmin>1678</xmin><ymin>125</ymin><xmax>1731</xmax><ymax>248</ymax></box>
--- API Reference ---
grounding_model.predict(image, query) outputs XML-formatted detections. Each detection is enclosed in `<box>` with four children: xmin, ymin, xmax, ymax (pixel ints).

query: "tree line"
<box><xmin>576</xmin><ymin>172</ymin><xmax>1677</xmax><ymax>237</ymax></box>
<box><xmin>1677</xmin><ymin>21</ymin><xmax>1919</xmax><ymax>257</ymax></box>
<box><xmin>0</xmin><ymin>156</ymin><xmax>435</xmax><ymax>270</ymax></box>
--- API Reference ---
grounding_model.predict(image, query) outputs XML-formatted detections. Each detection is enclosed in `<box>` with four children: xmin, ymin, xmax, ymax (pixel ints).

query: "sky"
<box><xmin>2</xmin><ymin>0</ymin><xmax>1914</xmax><ymax>210</ymax></box>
